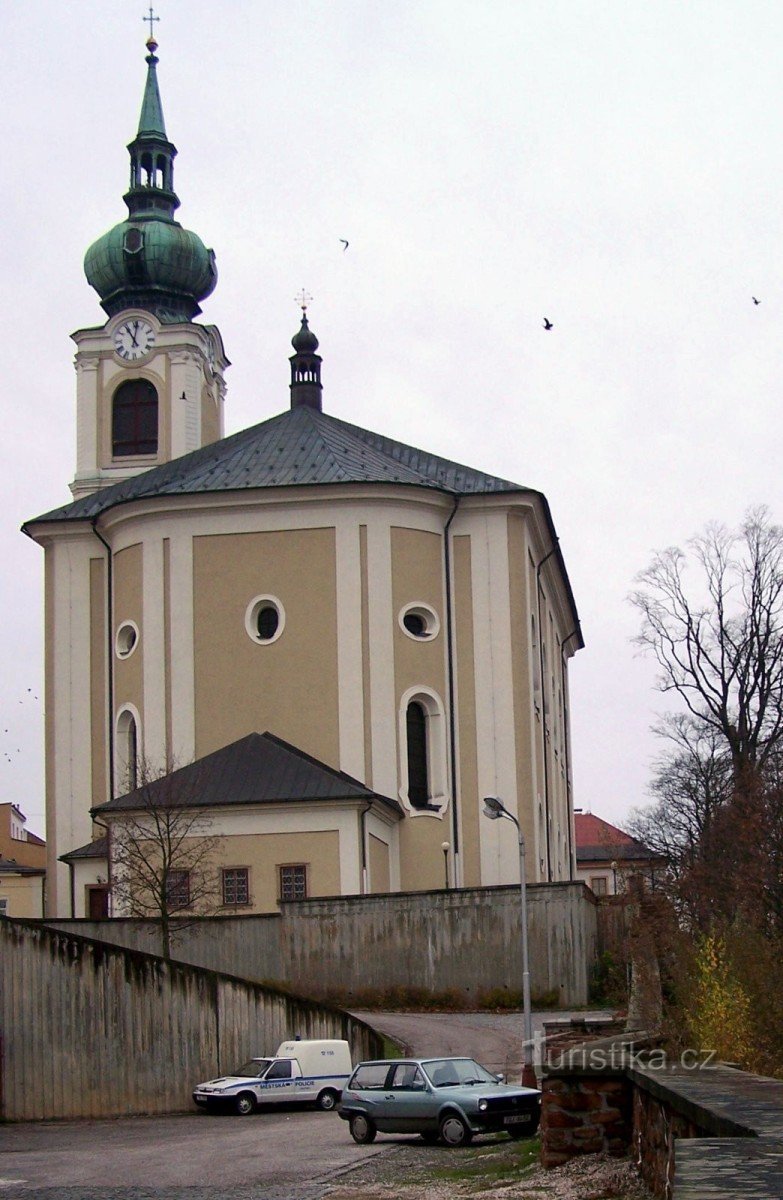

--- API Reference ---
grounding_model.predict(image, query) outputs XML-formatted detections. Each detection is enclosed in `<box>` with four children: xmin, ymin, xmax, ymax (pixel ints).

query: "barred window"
<box><xmin>279</xmin><ymin>864</ymin><xmax>307</xmax><ymax>901</ymax></box>
<box><xmin>222</xmin><ymin>867</ymin><xmax>249</xmax><ymax>906</ymax></box>
<box><xmin>166</xmin><ymin>869</ymin><xmax>190</xmax><ymax>911</ymax></box>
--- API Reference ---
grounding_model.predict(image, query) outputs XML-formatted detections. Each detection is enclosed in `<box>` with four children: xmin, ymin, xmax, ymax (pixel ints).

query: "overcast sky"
<box><xmin>4</xmin><ymin>0</ymin><xmax>783</xmax><ymax>838</ymax></box>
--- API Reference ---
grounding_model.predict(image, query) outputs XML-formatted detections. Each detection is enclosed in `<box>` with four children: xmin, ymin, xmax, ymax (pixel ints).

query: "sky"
<box><xmin>3</xmin><ymin>0</ymin><xmax>783</xmax><ymax>839</ymax></box>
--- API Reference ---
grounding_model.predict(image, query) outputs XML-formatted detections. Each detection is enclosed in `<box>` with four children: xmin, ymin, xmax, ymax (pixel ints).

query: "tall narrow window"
<box><xmin>279</xmin><ymin>864</ymin><xmax>307</xmax><ymax>901</ymax></box>
<box><xmin>112</xmin><ymin>379</ymin><xmax>158</xmax><ymax>457</ymax></box>
<box><xmin>116</xmin><ymin>709</ymin><xmax>139</xmax><ymax>794</ymax></box>
<box><xmin>406</xmin><ymin>701</ymin><xmax>429</xmax><ymax>809</ymax></box>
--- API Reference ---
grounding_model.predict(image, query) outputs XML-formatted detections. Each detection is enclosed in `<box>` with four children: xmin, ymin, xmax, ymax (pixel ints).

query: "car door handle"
<box><xmin>384</xmin><ymin>1094</ymin><xmax>395</xmax><ymax>1100</ymax></box>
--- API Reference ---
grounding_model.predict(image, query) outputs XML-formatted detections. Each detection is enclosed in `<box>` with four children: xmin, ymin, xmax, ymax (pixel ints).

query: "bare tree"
<box><xmin>630</xmin><ymin>507</ymin><xmax>783</xmax><ymax>783</ymax></box>
<box><xmin>627</xmin><ymin>715</ymin><xmax>731</xmax><ymax>879</ymax></box>
<box><xmin>105</xmin><ymin>758</ymin><xmax>221</xmax><ymax>959</ymax></box>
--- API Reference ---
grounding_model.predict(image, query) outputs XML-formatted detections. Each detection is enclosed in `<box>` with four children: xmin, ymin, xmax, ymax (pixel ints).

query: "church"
<box><xmin>23</xmin><ymin>35</ymin><xmax>583</xmax><ymax>919</ymax></box>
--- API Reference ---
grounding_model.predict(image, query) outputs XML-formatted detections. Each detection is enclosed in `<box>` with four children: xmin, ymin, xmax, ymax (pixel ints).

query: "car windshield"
<box><xmin>233</xmin><ymin>1060</ymin><xmax>271</xmax><ymax>1078</ymax></box>
<box><xmin>423</xmin><ymin>1058</ymin><xmax>498</xmax><ymax>1087</ymax></box>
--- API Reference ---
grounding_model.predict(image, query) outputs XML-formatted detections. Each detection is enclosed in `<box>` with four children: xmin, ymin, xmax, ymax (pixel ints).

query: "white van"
<box><xmin>193</xmin><ymin>1039</ymin><xmax>353</xmax><ymax>1115</ymax></box>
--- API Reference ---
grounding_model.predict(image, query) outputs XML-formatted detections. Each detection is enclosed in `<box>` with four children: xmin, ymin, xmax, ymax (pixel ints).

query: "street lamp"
<box><xmin>483</xmin><ymin>795</ymin><xmax>536</xmax><ymax>1088</ymax></box>
<box><xmin>441</xmin><ymin>841</ymin><xmax>450</xmax><ymax>889</ymax></box>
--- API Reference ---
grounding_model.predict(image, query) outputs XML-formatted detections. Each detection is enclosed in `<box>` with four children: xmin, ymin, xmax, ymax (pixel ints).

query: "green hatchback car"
<box><xmin>338</xmin><ymin>1057</ymin><xmax>541</xmax><ymax>1146</ymax></box>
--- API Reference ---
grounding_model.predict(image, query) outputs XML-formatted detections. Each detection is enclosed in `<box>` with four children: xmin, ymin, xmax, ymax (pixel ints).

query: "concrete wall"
<box><xmin>46</xmin><ymin>882</ymin><xmax>597</xmax><ymax>1008</ymax></box>
<box><xmin>0</xmin><ymin>918</ymin><xmax>382</xmax><ymax>1121</ymax></box>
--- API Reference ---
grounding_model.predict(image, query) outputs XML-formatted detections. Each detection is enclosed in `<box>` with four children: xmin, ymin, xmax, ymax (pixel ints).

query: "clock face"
<box><xmin>113</xmin><ymin>319</ymin><xmax>156</xmax><ymax>361</ymax></box>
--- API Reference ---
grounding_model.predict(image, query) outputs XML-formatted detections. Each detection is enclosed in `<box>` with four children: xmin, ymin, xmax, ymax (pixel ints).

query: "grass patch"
<box><xmin>429</xmin><ymin>1135</ymin><xmax>540</xmax><ymax>1187</ymax></box>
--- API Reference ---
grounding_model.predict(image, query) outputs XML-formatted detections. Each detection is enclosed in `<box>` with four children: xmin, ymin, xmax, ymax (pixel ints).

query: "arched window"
<box><xmin>112</xmin><ymin>379</ymin><xmax>158</xmax><ymax>457</ymax></box>
<box><xmin>406</xmin><ymin>701</ymin><xmax>429</xmax><ymax>809</ymax></box>
<box><xmin>116</xmin><ymin>709</ymin><xmax>140</xmax><ymax>794</ymax></box>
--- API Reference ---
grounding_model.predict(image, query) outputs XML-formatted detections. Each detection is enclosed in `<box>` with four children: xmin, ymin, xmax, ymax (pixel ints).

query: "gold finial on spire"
<box><xmin>295</xmin><ymin>288</ymin><xmax>313</xmax><ymax>315</ymax></box>
<box><xmin>143</xmin><ymin>5</ymin><xmax>160</xmax><ymax>50</ymax></box>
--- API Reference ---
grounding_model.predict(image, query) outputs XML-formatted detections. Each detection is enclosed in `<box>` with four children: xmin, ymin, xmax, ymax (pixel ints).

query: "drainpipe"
<box><xmin>91</xmin><ymin>519</ymin><xmax>115</xmax><ymax>799</ymax></box>
<box><xmin>444</xmin><ymin>496</ymin><xmax>461</xmax><ymax>880</ymax></box>
<box><xmin>360</xmin><ymin>799</ymin><xmax>373</xmax><ymax>893</ymax></box>
<box><xmin>536</xmin><ymin>544</ymin><xmax>557</xmax><ymax>881</ymax></box>
<box><xmin>560</xmin><ymin>628</ymin><xmax>580</xmax><ymax>880</ymax></box>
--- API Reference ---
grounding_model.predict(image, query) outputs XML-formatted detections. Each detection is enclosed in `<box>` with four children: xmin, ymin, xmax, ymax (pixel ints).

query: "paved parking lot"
<box><xmin>0</xmin><ymin>1107</ymin><xmax>377</xmax><ymax>1198</ymax></box>
<box><xmin>0</xmin><ymin>1011</ymin><xmax>607</xmax><ymax>1197</ymax></box>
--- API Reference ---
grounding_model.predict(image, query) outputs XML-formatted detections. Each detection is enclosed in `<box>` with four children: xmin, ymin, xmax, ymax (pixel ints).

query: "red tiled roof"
<box><xmin>574</xmin><ymin>813</ymin><xmax>636</xmax><ymax>848</ymax></box>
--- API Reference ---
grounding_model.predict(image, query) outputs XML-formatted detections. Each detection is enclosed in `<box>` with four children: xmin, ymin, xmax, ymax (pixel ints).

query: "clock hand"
<box><xmin>129</xmin><ymin>321</ymin><xmax>140</xmax><ymax>348</ymax></box>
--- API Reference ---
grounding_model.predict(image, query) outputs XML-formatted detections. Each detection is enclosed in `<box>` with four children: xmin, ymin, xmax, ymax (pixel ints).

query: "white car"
<box><xmin>193</xmin><ymin>1039</ymin><xmax>353</xmax><ymax>1115</ymax></box>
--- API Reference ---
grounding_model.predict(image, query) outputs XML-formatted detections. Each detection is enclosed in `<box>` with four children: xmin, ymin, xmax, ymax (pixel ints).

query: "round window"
<box><xmin>399</xmin><ymin>604</ymin><xmax>440</xmax><ymax>641</ymax></box>
<box><xmin>115</xmin><ymin>621</ymin><xmax>139</xmax><ymax>659</ymax></box>
<box><xmin>245</xmin><ymin>595</ymin><xmax>285</xmax><ymax>645</ymax></box>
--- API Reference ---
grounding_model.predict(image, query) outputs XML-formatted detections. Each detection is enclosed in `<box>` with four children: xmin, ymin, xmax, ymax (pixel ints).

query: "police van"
<box><xmin>193</xmin><ymin>1039</ymin><xmax>353</xmax><ymax>1115</ymax></box>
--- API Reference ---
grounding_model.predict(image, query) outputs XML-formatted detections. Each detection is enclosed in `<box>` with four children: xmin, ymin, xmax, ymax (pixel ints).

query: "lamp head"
<box><xmin>482</xmin><ymin>795</ymin><xmax>506</xmax><ymax>820</ymax></box>
<box><xmin>441</xmin><ymin>841</ymin><xmax>450</xmax><ymax>852</ymax></box>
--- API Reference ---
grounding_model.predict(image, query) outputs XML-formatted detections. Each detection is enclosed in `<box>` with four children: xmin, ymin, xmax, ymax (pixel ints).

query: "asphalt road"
<box><xmin>0</xmin><ymin>1010</ymin><xmax>608</xmax><ymax>1197</ymax></box>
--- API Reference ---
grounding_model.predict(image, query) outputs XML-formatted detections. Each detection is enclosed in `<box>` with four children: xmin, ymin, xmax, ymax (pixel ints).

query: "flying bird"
<box><xmin>339</xmin><ymin>239</ymin><xmax>349</xmax><ymax>252</ymax></box>
<box><xmin>752</xmin><ymin>296</ymin><xmax>761</xmax><ymax>305</ymax></box>
<box><xmin>543</xmin><ymin>317</ymin><xmax>553</xmax><ymax>330</ymax></box>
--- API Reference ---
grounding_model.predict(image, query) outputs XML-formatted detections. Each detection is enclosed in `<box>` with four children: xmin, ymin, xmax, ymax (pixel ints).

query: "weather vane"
<box><xmin>295</xmin><ymin>289</ymin><xmax>313</xmax><ymax>315</ymax></box>
<box><xmin>143</xmin><ymin>6</ymin><xmax>160</xmax><ymax>40</ymax></box>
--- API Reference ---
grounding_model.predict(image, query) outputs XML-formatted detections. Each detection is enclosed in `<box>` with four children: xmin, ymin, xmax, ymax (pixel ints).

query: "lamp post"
<box><xmin>483</xmin><ymin>795</ymin><xmax>536</xmax><ymax>1088</ymax></box>
<box><xmin>611</xmin><ymin>860</ymin><xmax>618</xmax><ymax>895</ymax></box>
<box><xmin>441</xmin><ymin>841</ymin><xmax>450</xmax><ymax>889</ymax></box>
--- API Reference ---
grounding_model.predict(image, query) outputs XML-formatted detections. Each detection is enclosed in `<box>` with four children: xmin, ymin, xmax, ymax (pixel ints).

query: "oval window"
<box><xmin>245</xmin><ymin>596</ymin><xmax>285</xmax><ymax>645</ymax></box>
<box><xmin>399</xmin><ymin>604</ymin><xmax>440</xmax><ymax>641</ymax></box>
<box><xmin>115</xmin><ymin>621</ymin><xmax>139</xmax><ymax>659</ymax></box>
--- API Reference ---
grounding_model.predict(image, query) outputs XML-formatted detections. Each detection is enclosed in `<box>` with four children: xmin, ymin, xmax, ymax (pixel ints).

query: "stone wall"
<box><xmin>0</xmin><ymin>917</ymin><xmax>383</xmax><ymax>1121</ymax></box>
<box><xmin>46</xmin><ymin>880</ymin><xmax>598</xmax><ymax>1007</ymax></box>
<box><xmin>541</xmin><ymin>1074</ymin><xmax>633</xmax><ymax>1167</ymax></box>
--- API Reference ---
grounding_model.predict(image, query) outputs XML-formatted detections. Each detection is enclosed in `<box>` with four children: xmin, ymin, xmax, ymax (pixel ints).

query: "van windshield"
<box><xmin>234</xmin><ymin>1060</ymin><xmax>271</xmax><ymax>1077</ymax></box>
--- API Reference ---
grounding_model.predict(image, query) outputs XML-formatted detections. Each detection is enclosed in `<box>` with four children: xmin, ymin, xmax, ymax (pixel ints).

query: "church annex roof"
<box><xmin>25</xmin><ymin>403</ymin><xmax>528</xmax><ymax>527</ymax></box>
<box><xmin>91</xmin><ymin>731</ymin><xmax>404</xmax><ymax>817</ymax></box>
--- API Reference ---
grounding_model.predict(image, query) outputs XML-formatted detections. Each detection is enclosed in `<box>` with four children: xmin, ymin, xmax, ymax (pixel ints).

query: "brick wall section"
<box><xmin>541</xmin><ymin>1074</ymin><xmax>633</xmax><ymax>1167</ymax></box>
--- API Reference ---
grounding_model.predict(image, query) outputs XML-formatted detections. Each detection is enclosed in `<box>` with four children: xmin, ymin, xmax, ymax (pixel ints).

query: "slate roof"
<box><xmin>0</xmin><ymin>858</ymin><xmax>46</xmax><ymax>876</ymax></box>
<box><xmin>574</xmin><ymin>813</ymin><xmax>661</xmax><ymax>865</ymax></box>
<box><xmin>92</xmin><ymin>731</ymin><xmax>403</xmax><ymax>817</ymax></box>
<box><xmin>24</xmin><ymin>404</ymin><xmax>526</xmax><ymax>527</ymax></box>
<box><xmin>59</xmin><ymin>835</ymin><xmax>108</xmax><ymax>863</ymax></box>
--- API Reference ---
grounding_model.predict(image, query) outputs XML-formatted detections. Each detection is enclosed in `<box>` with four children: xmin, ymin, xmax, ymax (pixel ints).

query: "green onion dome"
<box><xmin>83</xmin><ymin>37</ymin><xmax>217</xmax><ymax>324</ymax></box>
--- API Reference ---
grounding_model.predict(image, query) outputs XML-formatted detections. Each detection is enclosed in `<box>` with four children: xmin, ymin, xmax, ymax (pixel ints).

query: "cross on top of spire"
<box><xmin>143</xmin><ymin>6</ymin><xmax>160</xmax><ymax>40</ymax></box>
<box><xmin>295</xmin><ymin>288</ymin><xmax>313</xmax><ymax>315</ymax></box>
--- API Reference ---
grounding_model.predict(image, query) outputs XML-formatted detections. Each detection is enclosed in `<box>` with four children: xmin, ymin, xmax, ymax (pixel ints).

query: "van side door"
<box><xmin>256</xmin><ymin>1058</ymin><xmax>299</xmax><ymax>1105</ymax></box>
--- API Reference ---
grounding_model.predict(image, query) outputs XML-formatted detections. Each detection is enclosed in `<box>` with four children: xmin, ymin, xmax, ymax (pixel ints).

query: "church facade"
<box><xmin>24</xmin><ymin>36</ymin><xmax>583</xmax><ymax>918</ymax></box>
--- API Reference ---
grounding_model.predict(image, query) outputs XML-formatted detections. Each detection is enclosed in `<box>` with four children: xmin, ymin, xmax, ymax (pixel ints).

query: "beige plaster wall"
<box><xmin>0</xmin><ymin>874</ymin><xmax>45</xmax><ymax>919</ymax></box>
<box><xmin>390</xmin><ymin>527</ymin><xmax>447</xmax><ymax>700</ymax></box>
<box><xmin>368</xmin><ymin>832</ymin><xmax>390</xmax><ymax>893</ymax></box>
<box><xmin>212</xmin><ymin>830</ymin><xmax>340</xmax><ymax>914</ymax></box>
<box><xmin>201</xmin><ymin>385</ymin><xmax>220</xmax><ymax>446</ymax></box>
<box><xmin>192</xmin><ymin>529</ymin><xmax>339</xmax><ymax>767</ymax></box>
<box><xmin>453</xmin><ymin>533</ymin><xmax>480</xmax><ymax>887</ymax></box>
<box><xmin>507</xmin><ymin>516</ymin><xmax>537</xmax><ymax>858</ymax></box>
<box><xmin>113</xmin><ymin>543</ymin><xmax>145</xmax><ymax>717</ymax></box>
<box><xmin>90</xmin><ymin>558</ymin><xmax>108</xmax><ymax>807</ymax></box>
<box><xmin>391</xmin><ymin>526</ymin><xmax>450</xmax><ymax>891</ymax></box>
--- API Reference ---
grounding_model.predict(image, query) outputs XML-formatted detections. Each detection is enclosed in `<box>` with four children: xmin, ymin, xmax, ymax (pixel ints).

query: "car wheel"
<box><xmin>349</xmin><ymin>1113</ymin><xmax>377</xmax><ymax>1144</ymax></box>
<box><xmin>234</xmin><ymin>1092</ymin><xmax>256</xmax><ymax>1116</ymax></box>
<box><xmin>317</xmin><ymin>1088</ymin><xmax>338</xmax><ymax>1111</ymax></box>
<box><xmin>506</xmin><ymin>1125</ymin><xmax>531</xmax><ymax>1140</ymax></box>
<box><xmin>439</xmin><ymin>1112</ymin><xmax>473</xmax><ymax>1146</ymax></box>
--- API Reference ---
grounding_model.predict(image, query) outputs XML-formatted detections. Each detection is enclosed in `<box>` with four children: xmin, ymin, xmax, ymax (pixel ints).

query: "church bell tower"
<box><xmin>71</xmin><ymin>33</ymin><xmax>228</xmax><ymax>500</ymax></box>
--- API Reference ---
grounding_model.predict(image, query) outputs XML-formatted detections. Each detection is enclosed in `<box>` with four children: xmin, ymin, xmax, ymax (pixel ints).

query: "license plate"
<box><xmin>503</xmin><ymin>1114</ymin><xmax>531</xmax><ymax>1125</ymax></box>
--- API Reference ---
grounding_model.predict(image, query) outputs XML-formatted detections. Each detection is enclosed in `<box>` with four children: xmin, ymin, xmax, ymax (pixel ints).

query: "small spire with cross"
<box><xmin>143</xmin><ymin>5</ymin><xmax>160</xmax><ymax>49</ymax></box>
<box><xmin>295</xmin><ymin>288</ymin><xmax>313</xmax><ymax>315</ymax></box>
